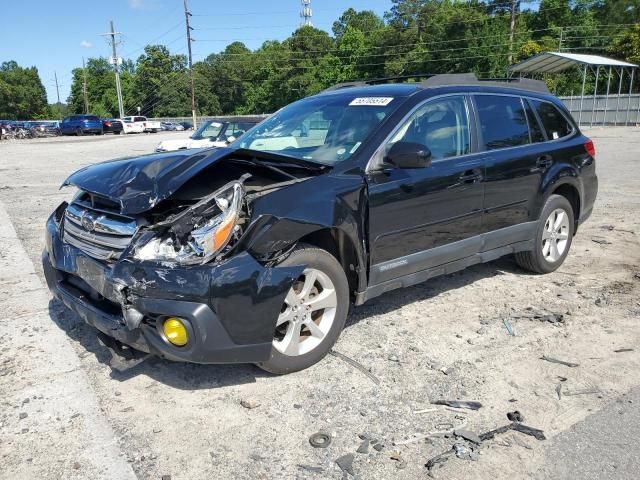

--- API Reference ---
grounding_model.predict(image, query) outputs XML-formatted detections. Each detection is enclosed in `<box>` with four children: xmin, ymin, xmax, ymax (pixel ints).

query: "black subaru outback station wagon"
<box><xmin>43</xmin><ymin>74</ymin><xmax>597</xmax><ymax>373</ymax></box>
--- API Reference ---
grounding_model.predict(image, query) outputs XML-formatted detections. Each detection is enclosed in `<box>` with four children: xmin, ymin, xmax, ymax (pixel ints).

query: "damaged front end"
<box><xmin>42</xmin><ymin>151</ymin><xmax>315</xmax><ymax>364</ymax></box>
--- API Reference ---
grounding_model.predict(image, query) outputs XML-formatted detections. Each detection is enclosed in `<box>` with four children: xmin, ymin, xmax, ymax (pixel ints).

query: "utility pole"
<box><xmin>53</xmin><ymin>71</ymin><xmax>63</xmax><ymax>120</ymax></box>
<box><xmin>53</xmin><ymin>71</ymin><xmax>61</xmax><ymax>105</ymax></box>
<box><xmin>558</xmin><ymin>27</ymin><xmax>564</xmax><ymax>51</ymax></box>
<box><xmin>82</xmin><ymin>57</ymin><xmax>89</xmax><ymax>114</ymax></box>
<box><xmin>101</xmin><ymin>21</ymin><xmax>125</xmax><ymax>119</ymax></box>
<box><xmin>508</xmin><ymin>0</ymin><xmax>517</xmax><ymax>65</ymax></box>
<box><xmin>184</xmin><ymin>0</ymin><xmax>197</xmax><ymax>129</ymax></box>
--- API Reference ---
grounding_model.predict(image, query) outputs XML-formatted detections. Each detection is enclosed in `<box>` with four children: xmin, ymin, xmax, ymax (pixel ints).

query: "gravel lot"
<box><xmin>1</xmin><ymin>129</ymin><xmax>639</xmax><ymax>479</ymax></box>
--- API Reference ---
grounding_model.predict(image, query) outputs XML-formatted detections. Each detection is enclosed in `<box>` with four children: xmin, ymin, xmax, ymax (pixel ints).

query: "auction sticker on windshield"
<box><xmin>349</xmin><ymin>97</ymin><xmax>394</xmax><ymax>106</ymax></box>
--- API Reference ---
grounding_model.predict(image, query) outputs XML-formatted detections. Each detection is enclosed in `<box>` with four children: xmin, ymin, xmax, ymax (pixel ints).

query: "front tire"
<box><xmin>515</xmin><ymin>194</ymin><xmax>574</xmax><ymax>274</ymax></box>
<box><xmin>257</xmin><ymin>244</ymin><xmax>349</xmax><ymax>374</ymax></box>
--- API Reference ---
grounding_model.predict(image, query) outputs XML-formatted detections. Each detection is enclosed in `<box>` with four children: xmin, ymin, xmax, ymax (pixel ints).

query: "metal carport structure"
<box><xmin>508</xmin><ymin>52</ymin><xmax>638</xmax><ymax>126</ymax></box>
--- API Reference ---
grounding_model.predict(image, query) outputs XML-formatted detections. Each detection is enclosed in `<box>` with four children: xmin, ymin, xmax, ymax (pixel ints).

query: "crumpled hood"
<box><xmin>62</xmin><ymin>147</ymin><xmax>235</xmax><ymax>215</ymax></box>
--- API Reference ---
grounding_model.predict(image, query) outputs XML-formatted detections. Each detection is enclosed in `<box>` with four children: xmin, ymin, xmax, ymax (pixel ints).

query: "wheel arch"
<box><xmin>297</xmin><ymin>227</ymin><xmax>362</xmax><ymax>300</ymax></box>
<box><xmin>539</xmin><ymin>170</ymin><xmax>583</xmax><ymax>232</ymax></box>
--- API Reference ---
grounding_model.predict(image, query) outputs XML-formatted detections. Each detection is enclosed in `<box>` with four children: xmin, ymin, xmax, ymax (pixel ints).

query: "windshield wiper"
<box><xmin>232</xmin><ymin>148</ymin><xmax>328</xmax><ymax>171</ymax></box>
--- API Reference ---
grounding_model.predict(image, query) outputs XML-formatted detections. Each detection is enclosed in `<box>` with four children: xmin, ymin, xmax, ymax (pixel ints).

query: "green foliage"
<box><xmin>0</xmin><ymin>61</ymin><xmax>48</xmax><ymax>119</ymax></box>
<box><xmin>59</xmin><ymin>0</ymin><xmax>638</xmax><ymax>118</ymax></box>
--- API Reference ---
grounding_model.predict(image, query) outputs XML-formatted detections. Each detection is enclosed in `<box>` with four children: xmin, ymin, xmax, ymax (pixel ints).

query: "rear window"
<box><xmin>84</xmin><ymin>115</ymin><xmax>100</xmax><ymax>121</ymax></box>
<box><xmin>530</xmin><ymin>100</ymin><xmax>573</xmax><ymax>140</ymax></box>
<box><xmin>475</xmin><ymin>95</ymin><xmax>530</xmax><ymax>150</ymax></box>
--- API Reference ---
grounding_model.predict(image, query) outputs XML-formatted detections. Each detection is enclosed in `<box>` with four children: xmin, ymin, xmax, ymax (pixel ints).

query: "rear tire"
<box><xmin>257</xmin><ymin>244</ymin><xmax>349</xmax><ymax>374</ymax></box>
<box><xmin>76</xmin><ymin>128</ymin><xmax>83</xmax><ymax>136</ymax></box>
<box><xmin>515</xmin><ymin>194</ymin><xmax>574</xmax><ymax>274</ymax></box>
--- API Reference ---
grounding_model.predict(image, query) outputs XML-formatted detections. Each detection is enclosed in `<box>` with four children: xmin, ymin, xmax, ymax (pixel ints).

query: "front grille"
<box><xmin>63</xmin><ymin>200</ymin><xmax>137</xmax><ymax>261</ymax></box>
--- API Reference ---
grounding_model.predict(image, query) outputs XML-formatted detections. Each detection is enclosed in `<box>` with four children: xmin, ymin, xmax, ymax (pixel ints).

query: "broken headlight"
<box><xmin>133</xmin><ymin>182</ymin><xmax>245</xmax><ymax>265</ymax></box>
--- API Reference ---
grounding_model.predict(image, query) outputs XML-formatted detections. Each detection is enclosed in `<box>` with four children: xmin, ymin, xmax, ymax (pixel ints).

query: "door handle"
<box><xmin>536</xmin><ymin>155</ymin><xmax>553</xmax><ymax>168</ymax></box>
<box><xmin>459</xmin><ymin>169</ymin><xmax>483</xmax><ymax>183</ymax></box>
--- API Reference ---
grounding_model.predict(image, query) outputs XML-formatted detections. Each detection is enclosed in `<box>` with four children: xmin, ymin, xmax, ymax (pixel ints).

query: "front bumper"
<box><xmin>43</xmin><ymin>211</ymin><xmax>302</xmax><ymax>363</ymax></box>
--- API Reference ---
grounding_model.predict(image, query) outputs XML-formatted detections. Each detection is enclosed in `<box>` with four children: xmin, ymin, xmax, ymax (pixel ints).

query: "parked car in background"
<box><xmin>179</xmin><ymin>121</ymin><xmax>193</xmax><ymax>130</ymax></box>
<box><xmin>121</xmin><ymin>116</ymin><xmax>161</xmax><ymax>134</ymax></box>
<box><xmin>102</xmin><ymin>119</ymin><xmax>123</xmax><ymax>135</ymax></box>
<box><xmin>28</xmin><ymin>121</ymin><xmax>60</xmax><ymax>137</ymax></box>
<box><xmin>155</xmin><ymin>117</ymin><xmax>263</xmax><ymax>152</ymax></box>
<box><xmin>161</xmin><ymin>122</ymin><xmax>184</xmax><ymax>131</ymax></box>
<box><xmin>0</xmin><ymin>120</ymin><xmax>15</xmax><ymax>139</ymax></box>
<box><xmin>60</xmin><ymin>115</ymin><xmax>103</xmax><ymax>136</ymax></box>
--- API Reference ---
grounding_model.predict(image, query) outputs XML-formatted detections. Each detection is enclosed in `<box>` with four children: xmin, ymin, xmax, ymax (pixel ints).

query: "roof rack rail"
<box><xmin>322</xmin><ymin>72</ymin><xmax>549</xmax><ymax>94</ymax></box>
<box><xmin>476</xmin><ymin>77</ymin><xmax>550</xmax><ymax>93</ymax></box>
<box><xmin>322</xmin><ymin>73</ymin><xmax>436</xmax><ymax>92</ymax></box>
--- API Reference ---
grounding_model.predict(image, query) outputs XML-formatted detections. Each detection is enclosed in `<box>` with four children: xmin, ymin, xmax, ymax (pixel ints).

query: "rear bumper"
<box><xmin>43</xmin><ymin>211</ymin><xmax>302</xmax><ymax>363</ymax></box>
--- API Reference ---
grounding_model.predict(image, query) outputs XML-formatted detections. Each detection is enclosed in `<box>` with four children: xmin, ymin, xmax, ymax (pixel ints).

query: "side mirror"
<box><xmin>385</xmin><ymin>141</ymin><xmax>432</xmax><ymax>169</ymax></box>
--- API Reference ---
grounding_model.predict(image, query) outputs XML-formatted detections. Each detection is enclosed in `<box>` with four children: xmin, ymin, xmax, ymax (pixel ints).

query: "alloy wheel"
<box><xmin>273</xmin><ymin>268</ymin><xmax>338</xmax><ymax>356</ymax></box>
<box><xmin>542</xmin><ymin>208</ymin><xmax>570</xmax><ymax>262</ymax></box>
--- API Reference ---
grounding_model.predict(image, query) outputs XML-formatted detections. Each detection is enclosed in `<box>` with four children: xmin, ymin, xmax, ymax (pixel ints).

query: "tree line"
<box><xmin>1</xmin><ymin>0</ymin><xmax>639</xmax><ymax>120</ymax></box>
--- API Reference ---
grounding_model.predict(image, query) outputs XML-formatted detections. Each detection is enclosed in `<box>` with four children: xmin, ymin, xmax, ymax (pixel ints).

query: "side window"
<box><xmin>475</xmin><ymin>95</ymin><xmax>530</xmax><ymax>150</ymax></box>
<box><xmin>388</xmin><ymin>96</ymin><xmax>470</xmax><ymax>161</ymax></box>
<box><xmin>530</xmin><ymin>100</ymin><xmax>573</xmax><ymax>140</ymax></box>
<box><xmin>524</xmin><ymin>100</ymin><xmax>545</xmax><ymax>143</ymax></box>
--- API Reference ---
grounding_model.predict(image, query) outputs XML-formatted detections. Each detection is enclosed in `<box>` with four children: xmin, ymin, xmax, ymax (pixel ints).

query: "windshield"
<box><xmin>237</xmin><ymin>93</ymin><xmax>402</xmax><ymax>165</ymax></box>
<box><xmin>192</xmin><ymin>120</ymin><xmax>224</xmax><ymax>140</ymax></box>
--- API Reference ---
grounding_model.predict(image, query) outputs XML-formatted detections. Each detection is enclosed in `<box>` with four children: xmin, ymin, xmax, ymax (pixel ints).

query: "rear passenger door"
<box><xmin>474</xmin><ymin>94</ymin><xmax>546</xmax><ymax>243</ymax></box>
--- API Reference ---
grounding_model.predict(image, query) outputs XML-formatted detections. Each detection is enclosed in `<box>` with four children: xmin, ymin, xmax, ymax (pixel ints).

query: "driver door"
<box><xmin>366</xmin><ymin>95</ymin><xmax>487</xmax><ymax>285</ymax></box>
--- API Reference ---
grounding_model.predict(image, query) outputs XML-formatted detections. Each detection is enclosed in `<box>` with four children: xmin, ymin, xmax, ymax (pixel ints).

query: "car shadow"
<box><xmin>46</xmin><ymin>255</ymin><xmax>525</xmax><ymax>389</ymax></box>
<box><xmin>346</xmin><ymin>255</ymin><xmax>522</xmax><ymax>327</ymax></box>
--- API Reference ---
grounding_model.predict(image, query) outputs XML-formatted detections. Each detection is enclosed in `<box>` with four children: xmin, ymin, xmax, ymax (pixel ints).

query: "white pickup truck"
<box><xmin>121</xmin><ymin>116</ymin><xmax>161</xmax><ymax>134</ymax></box>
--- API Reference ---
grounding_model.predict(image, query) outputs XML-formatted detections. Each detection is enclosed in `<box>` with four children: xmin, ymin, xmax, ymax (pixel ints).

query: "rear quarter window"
<box><xmin>475</xmin><ymin>95</ymin><xmax>530</xmax><ymax>150</ymax></box>
<box><xmin>530</xmin><ymin>100</ymin><xmax>573</xmax><ymax>140</ymax></box>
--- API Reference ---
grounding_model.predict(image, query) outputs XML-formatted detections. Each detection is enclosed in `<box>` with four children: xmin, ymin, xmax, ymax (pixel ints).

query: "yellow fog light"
<box><xmin>163</xmin><ymin>317</ymin><xmax>188</xmax><ymax>346</ymax></box>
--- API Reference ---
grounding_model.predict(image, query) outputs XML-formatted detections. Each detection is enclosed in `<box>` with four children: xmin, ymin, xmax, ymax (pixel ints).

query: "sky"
<box><xmin>2</xmin><ymin>0</ymin><xmax>392</xmax><ymax>103</ymax></box>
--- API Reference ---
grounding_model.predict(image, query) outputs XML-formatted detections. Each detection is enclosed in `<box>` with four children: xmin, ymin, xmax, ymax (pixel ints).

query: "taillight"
<box><xmin>584</xmin><ymin>139</ymin><xmax>595</xmax><ymax>158</ymax></box>
<box><xmin>105</xmin><ymin>121</ymin><xmax>111</xmax><ymax>126</ymax></box>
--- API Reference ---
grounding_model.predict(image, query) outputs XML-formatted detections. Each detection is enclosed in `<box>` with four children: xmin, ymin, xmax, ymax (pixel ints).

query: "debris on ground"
<box><xmin>393</xmin><ymin>434</ymin><xmax>430</xmax><ymax>446</ymax></box>
<box><xmin>556</xmin><ymin>383</ymin><xmax>563</xmax><ymax>400</ymax></box>
<box><xmin>431</xmin><ymin>400</ymin><xmax>482</xmax><ymax>410</ymax></box>
<box><xmin>426</xmin><ymin>447</ymin><xmax>456</xmax><ymax>471</ymax></box>
<box><xmin>373</xmin><ymin>443</ymin><xmax>384</xmax><ymax>452</ymax></box>
<box><xmin>540</xmin><ymin>355</ymin><xmax>580</xmax><ymax>368</ymax></box>
<box><xmin>479</xmin><ymin>422</ymin><xmax>546</xmax><ymax>441</ymax></box>
<box><xmin>503</xmin><ymin>318</ymin><xmax>515</xmax><ymax>336</ymax></box>
<box><xmin>356</xmin><ymin>439</ymin><xmax>370</xmax><ymax>454</ymax></box>
<box><xmin>309</xmin><ymin>432</ymin><xmax>332</xmax><ymax>448</ymax></box>
<box><xmin>562</xmin><ymin>388</ymin><xmax>601</xmax><ymax>397</ymax></box>
<box><xmin>454</xmin><ymin>428</ymin><xmax>482</xmax><ymax>444</ymax></box>
<box><xmin>614</xmin><ymin>348</ymin><xmax>634</xmax><ymax>353</ymax></box>
<box><xmin>297</xmin><ymin>464</ymin><xmax>324</xmax><ymax>473</ymax></box>
<box><xmin>507</xmin><ymin>411</ymin><xmax>524</xmax><ymax>422</ymax></box>
<box><xmin>240</xmin><ymin>398</ymin><xmax>260</xmax><ymax>409</ymax></box>
<box><xmin>413</xmin><ymin>407</ymin><xmax>438</xmax><ymax>414</ymax></box>
<box><xmin>591</xmin><ymin>237</ymin><xmax>612</xmax><ymax>245</ymax></box>
<box><xmin>329</xmin><ymin>350</ymin><xmax>380</xmax><ymax>385</ymax></box>
<box><xmin>335</xmin><ymin>453</ymin><xmax>355</xmax><ymax>476</ymax></box>
<box><xmin>390</xmin><ymin>450</ymin><xmax>407</xmax><ymax>469</ymax></box>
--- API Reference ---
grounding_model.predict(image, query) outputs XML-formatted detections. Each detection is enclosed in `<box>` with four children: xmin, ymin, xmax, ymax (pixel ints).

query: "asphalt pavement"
<box><xmin>537</xmin><ymin>386</ymin><xmax>640</xmax><ymax>480</ymax></box>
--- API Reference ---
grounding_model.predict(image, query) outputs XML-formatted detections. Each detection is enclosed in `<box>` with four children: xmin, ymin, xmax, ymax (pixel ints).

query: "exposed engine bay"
<box><xmin>63</xmin><ymin>155</ymin><xmax>321</xmax><ymax>267</ymax></box>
